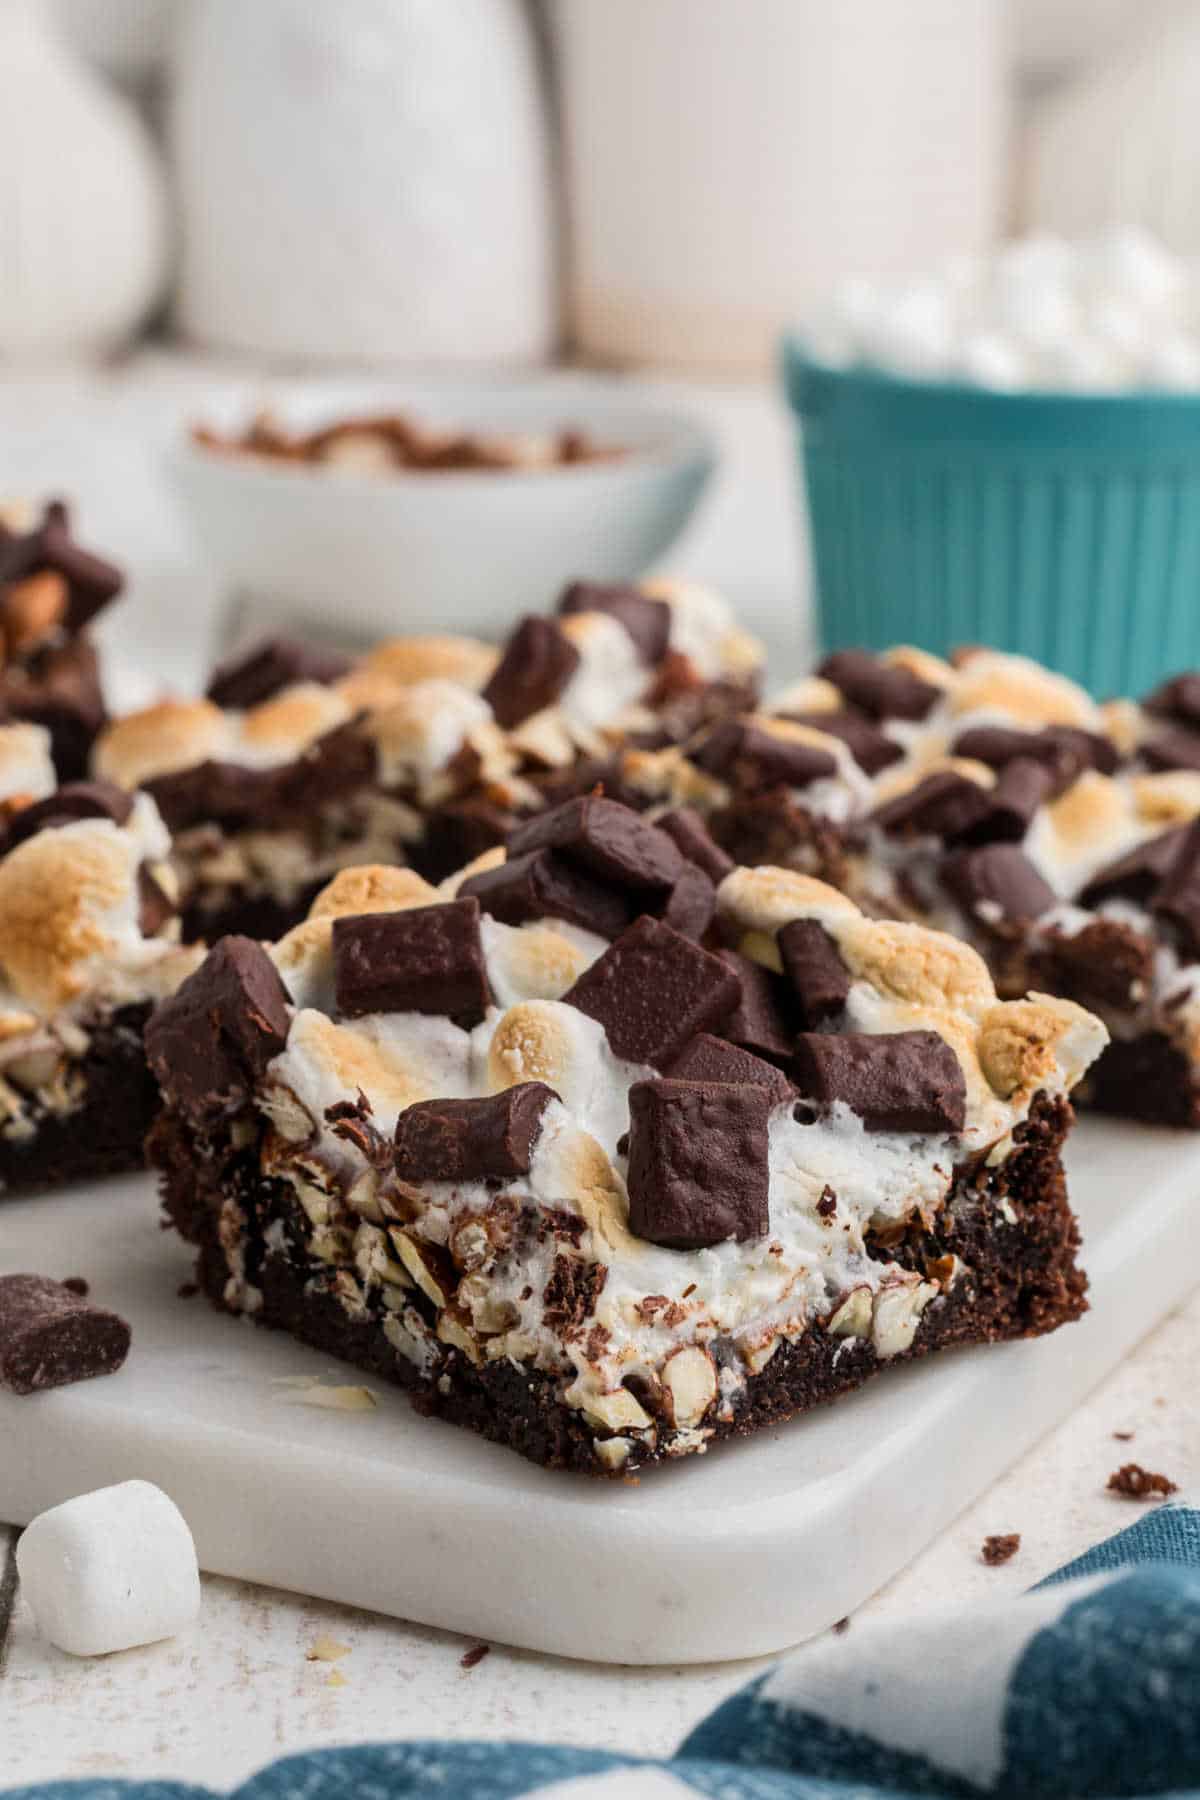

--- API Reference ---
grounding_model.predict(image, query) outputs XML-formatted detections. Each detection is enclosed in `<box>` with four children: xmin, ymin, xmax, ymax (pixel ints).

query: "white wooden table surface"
<box><xmin>1</xmin><ymin>357</ymin><xmax>1196</xmax><ymax>1790</ymax></box>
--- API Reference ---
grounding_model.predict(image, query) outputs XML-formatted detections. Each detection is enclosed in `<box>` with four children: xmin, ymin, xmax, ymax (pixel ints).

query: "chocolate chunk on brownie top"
<box><xmin>207</xmin><ymin>636</ymin><xmax>352</xmax><ymax>709</ymax></box>
<box><xmin>626</xmin><ymin>1078</ymin><xmax>771</xmax><ymax>1247</ymax></box>
<box><xmin>149</xmin><ymin>796</ymin><xmax>1106</xmax><ymax>1475</ymax></box>
<box><xmin>557</xmin><ymin>582</ymin><xmax>671</xmax><ymax>664</ymax></box>
<box><xmin>0</xmin><ymin>1273</ymin><xmax>130</xmax><ymax>1394</ymax></box>
<box><xmin>563</xmin><ymin>915</ymin><xmax>740</xmax><ymax>1065</ymax></box>
<box><xmin>332</xmin><ymin>899</ymin><xmax>491</xmax><ymax>1023</ymax></box>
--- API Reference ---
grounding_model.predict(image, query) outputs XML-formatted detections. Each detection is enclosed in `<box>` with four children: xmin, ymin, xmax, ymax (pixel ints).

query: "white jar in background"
<box><xmin>0</xmin><ymin>0</ymin><xmax>168</xmax><ymax>360</ymax></box>
<box><xmin>172</xmin><ymin>0</ymin><xmax>558</xmax><ymax>366</ymax></box>
<box><xmin>552</xmin><ymin>0</ymin><xmax>1007</xmax><ymax>374</ymax></box>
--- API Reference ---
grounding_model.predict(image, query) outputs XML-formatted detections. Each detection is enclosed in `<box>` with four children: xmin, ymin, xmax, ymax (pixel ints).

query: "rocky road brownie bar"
<box><xmin>0</xmin><ymin>500</ymin><xmax>123</xmax><ymax>780</ymax></box>
<box><xmin>94</xmin><ymin>579</ymin><xmax>760</xmax><ymax>944</ymax></box>
<box><xmin>615</xmin><ymin>646</ymin><xmax>1200</xmax><ymax>1127</ymax></box>
<box><xmin>146</xmin><ymin>794</ymin><xmax>1103</xmax><ymax>1476</ymax></box>
<box><xmin>0</xmin><ymin>756</ymin><xmax>201</xmax><ymax>1194</ymax></box>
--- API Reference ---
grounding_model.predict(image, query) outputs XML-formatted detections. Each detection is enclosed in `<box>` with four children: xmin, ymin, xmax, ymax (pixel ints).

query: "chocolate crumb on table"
<box><xmin>460</xmin><ymin>1643</ymin><xmax>490</xmax><ymax>1670</ymax></box>
<box><xmin>147</xmin><ymin>793</ymin><xmax>1105</xmax><ymax>1477</ymax></box>
<box><xmin>1113</xmin><ymin>1430</ymin><xmax>1135</xmax><ymax>1441</ymax></box>
<box><xmin>981</xmin><ymin>1533</ymin><xmax>1021</xmax><ymax>1565</ymax></box>
<box><xmin>1107</xmin><ymin>1462</ymin><xmax>1179</xmax><ymax>1500</ymax></box>
<box><xmin>832</xmin><ymin>1616</ymin><xmax>851</xmax><ymax>1635</ymax></box>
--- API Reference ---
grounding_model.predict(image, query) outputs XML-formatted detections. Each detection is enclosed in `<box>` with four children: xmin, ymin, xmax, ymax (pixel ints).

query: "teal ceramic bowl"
<box><xmin>782</xmin><ymin>336</ymin><xmax>1200</xmax><ymax>694</ymax></box>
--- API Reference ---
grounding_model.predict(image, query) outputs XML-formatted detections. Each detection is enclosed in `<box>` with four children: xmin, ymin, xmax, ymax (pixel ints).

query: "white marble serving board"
<box><xmin>0</xmin><ymin>1117</ymin><xmax>1194</xmax><ymax>1666</ymax></box>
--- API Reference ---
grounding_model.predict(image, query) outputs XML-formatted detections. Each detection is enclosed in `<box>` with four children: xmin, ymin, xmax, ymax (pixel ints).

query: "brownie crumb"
<box><xmin>1108</xmin><ymin>1462</ymin><xmax>1178</xmax><ymax>1500</ymax></box>
<box><xmin>981</xmin><ymin>1532</ymin><xmax>1021</xmax><ymax>1565</ymax></box>
<box><xmin>832</xmin><ymin>1616</ymin><xmax>851</xmax><ymax>1635</ymax></box>
<box><xmin>177</xmin><ymin>1282</ymin><xmax>199</xmax><ymax>1299</ymax></box>
<box><xmin>460</xmin><ymin>1643</ymin><xmax>490</xmax><ymax>1670</ymax></box>
<box><xmin>61</xmin><ymin>1277</ymin><xmax>89</xmax><ymax>1296</ymax></box>
<box><xmin>1113</xmin><ymin>1430</ymin><xmax>1134</xmax><ymax>1442</ymax></box>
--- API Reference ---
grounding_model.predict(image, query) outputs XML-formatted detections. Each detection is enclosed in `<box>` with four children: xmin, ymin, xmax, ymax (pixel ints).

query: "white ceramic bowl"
<box><xmin>168</xmin><ymin>378</ymin><xmax>716</xmax><ymax>645</ymax></box>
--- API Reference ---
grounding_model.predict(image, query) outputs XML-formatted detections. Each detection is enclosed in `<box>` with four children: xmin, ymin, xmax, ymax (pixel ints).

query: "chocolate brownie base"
<box><xmin>1077</xmin><ymin>1034</ymin><xmax>1200</xmax><ymax>1129</ymax></box>
<box><xmin>151</xmin><ymin>1094</ymin><xmax>1085</xmax><ymax>1477</ymax></box>
<box><xmin>0</xmin><ymin>1004</ymin><xmax>156</xmax><ymax>1196</ymax></box>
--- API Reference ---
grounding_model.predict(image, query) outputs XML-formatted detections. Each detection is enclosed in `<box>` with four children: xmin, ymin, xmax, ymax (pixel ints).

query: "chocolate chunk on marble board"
<box><xmin>394</xmin><ymin>1082</ymin><xmax>559</xmax><ymax>1182</ymax></box>
<box><xmin>940</xmin><ymin>844</ymin><xmax>1057</xmax><ymax>927</ymax></box>
<box><xmin>0</xmin><ymin>1274</ymin><xmax>130</xmax><ymax>1395</ymax></box>
<box><xmin>563</xmin><ymin>915</ymin><xmax>740</xmax><ymax>1066</ymax></box>
<box><xmin>482</xmin><ymin>615</ymin><xmax>580</xmax><ymax>729</ymax></box>
<box><xmin>459</xmin><ymin>849</ymin><xmax>631</xmax><ymax>940</ymax></box>
<box><xmin>668</xmin><ymin>1032</ymin><xmax>796</xmax><ymax>1104</ymax></box>
<box><xmin>791</xmin><ymin>1029</ymin><xmax>967</xmax><ymax>1133</ymax></box>
<box><xmin>145</xmin><ymin>935</ymin><xmax>292</xmax><ymax>1122</ymax></box>
<box><xmin>625</xmin><ymin>1077</ymin><xmax>771</xmax><ymax>1247</ymax></box>
<box><xmin>207</xmin><ymin>635</ymin><xmax>353</xmax><ymax>709</ymax></box>
<box><xmin>655</xmin><ymin>807</ymin><xmax>735</xmax><ymax>883</ymax></box>
<box><xmin>508</xmin><ymin>794</ymin><xmax>683</xmax><ymax>892</ymax></box>
<box><xmin>557</xmin><ymin>582</ymin><xmax>671</xmax><ymax>664</ymax></box>
<box><xmin>817</xmin><ymin>649</ymin><xmax>940</xmax><ymax>721</ymax></box>
<box><xmin>333</xmin><ymin>898</ymin><xmax>491</xmax><ymax>1022</ymax></box>
<box><xmin>777</xmin><ymin>918</ymin><xmax>851</xmax><ymax>1026</ymax></box>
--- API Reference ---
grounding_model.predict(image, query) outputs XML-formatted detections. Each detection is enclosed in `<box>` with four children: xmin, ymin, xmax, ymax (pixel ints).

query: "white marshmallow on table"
<box><xmin>16</xmin><ymin>1480</ymin><xmax>200</xmax><ymax>1657</ymax></box>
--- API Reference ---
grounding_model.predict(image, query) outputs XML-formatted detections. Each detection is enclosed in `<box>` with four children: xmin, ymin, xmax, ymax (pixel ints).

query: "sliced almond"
<box><xmin>661</xmin><ymin>1345</ymin><xmax>717</xmax><ymax>1428</ymax></box>
<box><xmin>827</xmin><ymin>1287</ymin><xmax>872</xmax><ymax>1340</ymax></box>
<box><xmin>389</xmin><ymin>1229</ymin><xmax>450</xmax><ymax>1308</ymax></box>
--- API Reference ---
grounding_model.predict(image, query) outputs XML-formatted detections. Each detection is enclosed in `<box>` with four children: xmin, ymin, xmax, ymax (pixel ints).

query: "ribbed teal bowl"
<box><xmin>782</xmin><ymin>336</ymin><xmax>1200</xmax><ymax>694</ymax></box>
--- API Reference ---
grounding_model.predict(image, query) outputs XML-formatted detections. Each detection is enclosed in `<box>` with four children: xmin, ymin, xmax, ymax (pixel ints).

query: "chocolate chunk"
<box><xmin>870</xmin><ymin>771</ymin><xmax>989</xmax><ymax>842</ymax></box>
<box><xmin>777</xmin><ymin>919</ymin><xmax>851</xmax><ymax>1026</ymax></box>
<box><xmin>1041</xmin><ymin>726</ymin><xmax>1120</xmax><ymax>779</ymax></box>
<box><xmin>954</xmin><ymin>758</ymin><xmax>1057</xmax><ymax>846</ymax></box>
<box><xmin>693</xmin><ymin>719</ymin><xmax>838</xmax><ymax>792</ymax></box>
<box><xmin>951</xmin><ymin>724</ymin><xmax>1116</xmax><ymax>785</ymax></box>
<box><xmin>0</xmin><ymin>500</ymin><xmax>124</xmax><ymax>634</ymax></box>
<box><xmin>138</xmin><ymin>865</ymin><xmax>176</xmax><ymax>938</ymax></box>
<box><xmin>626</xmin><ymin>1078</ymin><xmax>771</xmax><ymax>1248</ymax></box>
<box><xmin>717</xmin><ymin>950</ymin><xmax>795</xmax><ymax>1059</ymax></box>
<box><xmin>657</xmin><ymin>860</ymin><xmax>717</xmax><ymax>940</ymax></box>
<box><xmin>333</xmin><ymin>898</ymin><xmax>490</xmax><ymax>1022</ymax></box>
<box><xmin>0</xmin><ymin>634</ymin><xmax>107</xmax><ymax>781</ymax></box>
<box><xmin>1</xmin><ymin>778</ymin><xmax>133</xmax><ymax>853</ymax></box>
<box><xmin>482</xmin><ymin>615</ymin><xmax>580</xmax><ymax>729</ymax></box>
<box><xmin>1032</xmin><ymin>919</ymin><xmax>1155</xmax><ymax>1014</ymax></box>
<box><xmin>459</xmin><ymin>849</ymin><xmax>630</xmax><ymax>940</ymax></box>
<box><xmin>411</xmin><ymin>796</ymin><xmax>516</xmax><ymax>884</ymax></box>
<box><xmin>207</xmin><ymin>635</ymin><xmax>352</xmax><ymax>709</ymax></box>
<box><xmin>668</xmin><ymin>1032</ymin><xmax>796</xmax><ymax>1104</ymax></box>
<box><xmin>655</xmin><ymin>807</ymin><xmax>735</xmax><ymax>883</ymax></box>
<box><xmin>268</xmin><ymin>720</ymin><xmax>377</xmax><ymax>817</ymax></box>
<box><xmin>508</xmin><ymin>794</ymin><xmax>683</xmax><ymax>892</ymax></box>
<box><xmin>1144</xmin><ymin>671</ymin><xmax>1200</xmax><ymax>728</ymax></box>
<box><xmin>1152</xmin><ymin>819</ymin><xmax>1200</xmax><ymax>959</ymax></box>
<box><xmin>817</xmin><ymin>649</ymin><xmax>939</xmax><ymax>721</ymax></box>
<box><xmin>1140</xmin><ymin>727</ymin><xmax>1200</xmax><ymax>774</ymax></box>
<box><xmin>940</xmin><ymin>844</ymin><xmax>1057</xmax><ymax>927</ymax></box>
<box><xmin>394</xmin><ymin>1082</ymin><xmax>557</xmax><ymax>1182</ymax></box>
<box><xmin>791</xmin><ymin>1030</ymin><xmax>967</xmax><ymax>1133</ymax></box>
<box><xmin>146</xmin><ymin>936</ymin><xmax>293</xmax><ymax>1122</ymax></box>
<box><xmin>563</xmin><ymin>915</ymin><xmax>740</xmax><ymax>1066</ymax></box>
<box><xmin>529</xmin><ymin>756</ymin><xmax>642</xmax><ymax>813</ymax></box>
<box><xmin>558</xmin><ymin>581</ymin><xmax>671</xmax><ymax>664</ymax></box>
<box><xmin>0</xmin><ymin>1273</ymin><xmax>131</xmax><ymax>1395</ymax></box>
<box><xmin>777</xmin><ymin>709</ymin><xmax>904</xmax><ymax>776</ymax></box>
<box><xmin>146</xmin><ymin>760</ymin><xmax>280</xmax><ymax>833</ymax></box>
<box><xmin>1080</xmin><ymin>826</ymin><xmax>1189</xmax><ymax>908</ymax></box>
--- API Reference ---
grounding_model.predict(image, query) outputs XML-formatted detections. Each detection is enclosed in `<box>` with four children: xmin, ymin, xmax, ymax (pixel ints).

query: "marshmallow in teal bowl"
<box><xmin>783</xmin><ymin>228</ymin><xmax>1200</xmax><ymax>695</ymax></box>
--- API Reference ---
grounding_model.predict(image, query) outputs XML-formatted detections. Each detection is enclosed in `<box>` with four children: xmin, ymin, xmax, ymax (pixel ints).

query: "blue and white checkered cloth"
<box><xmin>11</xmin><ymin>1500</ymin><xmax>1200</xmax><ymax>1800</ymax></box>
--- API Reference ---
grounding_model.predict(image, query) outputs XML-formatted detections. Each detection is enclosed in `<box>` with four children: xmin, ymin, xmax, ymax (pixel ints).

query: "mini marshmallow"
<box><xmin>16</xmin><ymin>1480</ymin><xmax>200</xmax><ymax>1657</ymax></box>
<box><xmin>955</xmin><ymin>331</ymin><xmax>1028</xmax><ymax>391</ymax></box>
